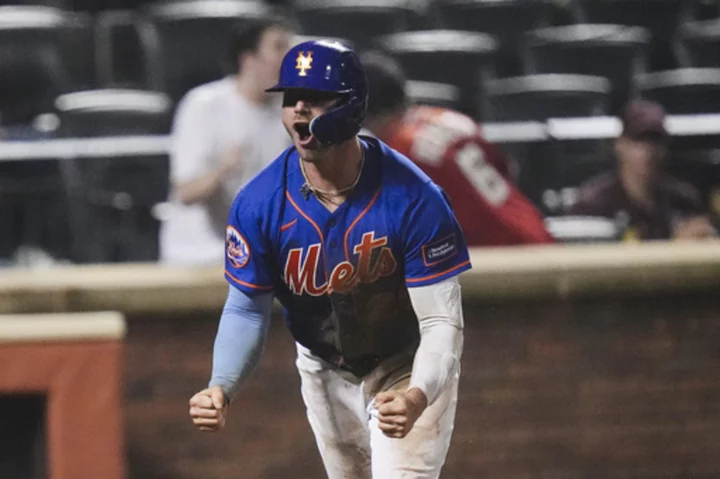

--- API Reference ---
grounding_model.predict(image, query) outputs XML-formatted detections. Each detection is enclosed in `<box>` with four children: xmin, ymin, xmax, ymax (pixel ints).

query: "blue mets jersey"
<box><xmin>225</xmin><ymin>136</ymin><xmax>472</xmax><ymax>378</ymax></box>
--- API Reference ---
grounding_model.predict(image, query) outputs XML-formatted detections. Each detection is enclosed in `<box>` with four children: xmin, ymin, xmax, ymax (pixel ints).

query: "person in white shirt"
<box><xmin>160</xmin><ymin>15</ymin><xmax>294</xmax><ymax>265</ymax></box>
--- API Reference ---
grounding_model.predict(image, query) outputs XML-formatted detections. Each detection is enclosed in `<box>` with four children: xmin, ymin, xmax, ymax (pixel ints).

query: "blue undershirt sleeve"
<box><xmin>208</xmin><ymin>285</ymin><xmax>274</xmax><ymax>402</ymax></box>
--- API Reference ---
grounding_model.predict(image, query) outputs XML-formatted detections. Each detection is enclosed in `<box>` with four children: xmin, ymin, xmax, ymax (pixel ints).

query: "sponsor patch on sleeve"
<box><xmin>421</xmin><ymin>233</ymin><xmax>458</xmax><ymax>267</ymax></box>
<box><xmin>226</xmin><ymin>226</ymin><xmax>250</xmax><ymax>268</ymax></box>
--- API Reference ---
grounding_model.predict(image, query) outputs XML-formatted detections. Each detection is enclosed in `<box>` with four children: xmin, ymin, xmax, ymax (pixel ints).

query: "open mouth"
<box><xmin>293</xmin><ymin>122</ymin><xmax>314</xmax><ymax>147</ymax></box>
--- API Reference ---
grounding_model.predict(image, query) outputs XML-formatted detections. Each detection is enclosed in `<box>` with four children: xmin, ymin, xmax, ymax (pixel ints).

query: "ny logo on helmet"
<box><xmin>296</xmin><ymin>51</ymin><xmax>313</xmax><ymax>77</ymax></box>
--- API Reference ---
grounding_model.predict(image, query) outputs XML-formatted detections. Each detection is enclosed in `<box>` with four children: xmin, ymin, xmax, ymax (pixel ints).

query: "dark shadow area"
<box><xmin>0</xmin><ymin>394</ymin><xmax>47</xmax><ymax>479</ymax></box>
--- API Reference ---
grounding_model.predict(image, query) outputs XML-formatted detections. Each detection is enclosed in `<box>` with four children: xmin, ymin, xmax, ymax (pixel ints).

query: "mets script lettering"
<box><xmin>285</xmin><ymin>232</ymin><xmax>397</xmax><ymax>296</ymax></box>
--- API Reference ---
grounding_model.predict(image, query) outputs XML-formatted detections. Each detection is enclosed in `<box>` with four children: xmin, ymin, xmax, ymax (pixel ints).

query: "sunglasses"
<box><xmin>282</xmin><ymin>89</ymin><xmax>345</xmax><ymax>108</ymax></box>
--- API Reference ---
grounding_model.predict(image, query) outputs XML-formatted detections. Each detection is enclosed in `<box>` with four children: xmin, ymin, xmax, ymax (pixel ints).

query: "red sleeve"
<box><xmin>386</xmin><ymin>106</ymin><xmax>554</xmax><ymax>247</ymax></box>
<box><xmin>425</xmin><ymin>137</ymin><xmax>555</xmax><ymax>247</ymax></box>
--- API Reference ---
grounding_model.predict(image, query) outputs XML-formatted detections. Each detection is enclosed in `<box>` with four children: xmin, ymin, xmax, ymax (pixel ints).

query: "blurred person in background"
<box><xmin>359</xmin><ymin>52</ymin><xmax>554</xmax><ymax>247</ymax></box>
<box><xmin>159</xmin><ymin>15</ymin><xmax>294</xmax><ymax>265</ymax></box>
<box><xmin>570</xmin><ymin>100</ymin><xmax>717</xmax><ymax>241</ymax></box>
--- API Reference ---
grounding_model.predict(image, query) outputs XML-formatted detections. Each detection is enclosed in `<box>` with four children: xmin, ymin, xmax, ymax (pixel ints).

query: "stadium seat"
<box><xmin>546</xmin><ymin>138</ymin><xmax>614</xmax><ymax>203</ymax></box>
<box><xmin>484</xmin><ymin>74</ymin><xmax>612</xmax><ymax>204</ymax></box>
<box><xmin>571</xmin><ymin>0</ymin><xmax>690</xmax><ymax>32</ymax></box>
<box><xmin>669</xmin><ymin>148</ymin><xmax>720</xmax><ymax>212</ymax></box>
<box><xmin>54</xmin><ymin>89</ymin><xmax>172</xmax><ymax>263</ymax></box>
<box><xmin>431</xmin><ymin>0</ymin><xmax>555</xmax><ymax>76</ymax></box>
<box><xmin>62</xmin><ymin>11</ymin><xmax>96</xmax><ymax>90</ymax></box>
<box><xmin>482</xmin><ymin>74</ymin><xmax>611</xmax><ymax>122</ymax></box>
<box><xmin>0</xmin><ymin>0</ymin><xmax>66</xmax><ymax>6</ymax></box>
<box><xmin>677</xmin><ymin>19</ymin><xmax>720</xmax><ymax>68</ymax></box>
<box><xmin>544</xmin><ymin>216</ymin><xmax>620</xmax><ymax>242</ymax></box>
<box><xmin>688</xmin><ymin>0</ymin><xmax>720</xmax><ymax>21</ymax></box>
<box><xmin>379</xmin><ymin>30</ymin><xmax>498</xmax><ymax>120</ymax></box>
<box><xmin>406</xmin><ymin>81</ymin><xmax>462</xmax><ymax>110</ymax></box>
<box><xmin>497</xmin><ymin>139</ymin><xmax>611</xmax><ymax>216</ymax></box>
<box><xmin>99</xmin><ymin>3</ymin><xmax>275</xmax><ymax>89</ymax></box>
<box><xmin>636</xmin><ymin>68</ymin><xmax>720</xmax><ymax>115</ymax></box>
<box><xmin>94</xmin><ymin>10</ymin><xmax>148</xmax><ymax>89</ymax></box>
<box><xmin>0</xmin><ymin>0</ymin><xmax>150</xmax><ymax>11</ymax></box>
<box><xmin>292</xmin><ymin>33</ymin><xmax>353</xmax><ymax>49</ymax></box>
<box><xmin>140</xmin><ymin>0</ymin><xmax>271</xmax><ymax>103</ymax></box>
<box><xmin>55</xmin><ymin>89</ymin><xmax>172</xmax><ymax>135</ymax></box>
<box><xmin>0</xmin><ymin>150</ymin><xmax>70</xmax><ymax>264</ymax></box>
<box><xmin>520</xmin><ymin>139</ymin><xmax>612</xmax><ymax>215</ymax></box>
<box><xmin>291</xmin><ymin>0</ymin><xmax>419</xmax><ymax>51</ymax></box>
<box><xmin>0</xmin><ymin>6</ymin><xmax>84</xmax><ymax>263</ymax></box>
<box><xmin>525</xmin><ymin>24</ymin><xmax>650</xmax><ymax>114</ymax></box>
<box><xmin>569</xmin><ymin>0</ymin><xmax>690</xmax><ymax>70</ymax></box>
<box><xmin>0</xmin><ymin>6</ymin><xmax>75</xmax><ymax>126</ymax></box>
<box><xmin>67</xmin><ymin>0</ymin><xmax>150</xmax><ymax>12</ymax></box>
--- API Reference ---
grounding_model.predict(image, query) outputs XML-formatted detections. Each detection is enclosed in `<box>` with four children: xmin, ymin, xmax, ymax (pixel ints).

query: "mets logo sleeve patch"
<box><xmin>226</xmin><ymin>226</ymin><xmax>250</xmax><ymax>268</ymax></box>
<box><xmin>403</xmin><ymin>183</ymin><xmax>472</xmax><ymax>287</ymax></box>
<box><xmin>224</xmin><ymin>194</ymin><xmax>275</xmax><ymax>295</ymax></box>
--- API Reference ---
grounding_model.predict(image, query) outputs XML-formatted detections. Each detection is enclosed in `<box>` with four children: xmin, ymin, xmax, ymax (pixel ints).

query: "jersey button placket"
<box><xmin>327</xmin><ymin>218</ymin><xmax>339</xmax><ymax>249</ymax></box>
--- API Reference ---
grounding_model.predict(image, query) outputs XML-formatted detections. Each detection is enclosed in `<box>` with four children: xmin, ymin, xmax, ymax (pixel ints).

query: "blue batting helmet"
<box><xmin>266</xmin><ymin>40</ymin><xmax>368</xmax><ymax>146</ymax></box>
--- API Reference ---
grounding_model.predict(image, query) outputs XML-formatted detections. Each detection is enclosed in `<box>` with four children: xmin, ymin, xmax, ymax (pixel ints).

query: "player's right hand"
<box><xmin>189</xmin><ymin>386</ymin><xmax>227</xmax><ymax>432</ymax></box>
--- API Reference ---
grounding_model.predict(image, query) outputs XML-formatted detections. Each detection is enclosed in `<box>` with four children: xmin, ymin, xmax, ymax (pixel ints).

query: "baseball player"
<box><xmin>189</xmin><ymin>40</ymin><xmax>471</xmax><ymax>478</ymax></box>
<box><xmin>361</xmin><ymin>51</ymin><xmax>554</xmax><ymax>247</ymax></box>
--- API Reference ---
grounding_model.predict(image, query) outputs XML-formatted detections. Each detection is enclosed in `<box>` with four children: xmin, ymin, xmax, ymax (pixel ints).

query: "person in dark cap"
<box><xmin>570</xmin><ymin>99</ymin><xmax>716</xmax><ymax>241</ymax></box>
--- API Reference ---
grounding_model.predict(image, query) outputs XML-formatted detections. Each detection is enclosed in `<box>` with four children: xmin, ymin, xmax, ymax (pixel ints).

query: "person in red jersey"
<box><xmin>360</xmin><ymin>51</ymin><xmax>554</xmax><ymax>247</ymax></box>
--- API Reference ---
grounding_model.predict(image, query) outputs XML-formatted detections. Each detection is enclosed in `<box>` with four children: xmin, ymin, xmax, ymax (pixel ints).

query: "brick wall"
<box><xmin>123</xmin><ymin>292</ymin><xmax>720</xmax><ymax>478</ymax></box>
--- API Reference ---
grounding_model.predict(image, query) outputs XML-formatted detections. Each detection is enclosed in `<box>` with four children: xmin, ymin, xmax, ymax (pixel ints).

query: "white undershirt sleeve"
<box><xmin>407</xmin><ymin>276</ymin><xmax>464</xmax><ymax>406</ymax></box>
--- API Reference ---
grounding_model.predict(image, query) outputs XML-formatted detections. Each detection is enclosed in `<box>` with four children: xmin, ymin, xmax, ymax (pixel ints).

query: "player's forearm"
<box><xmin>409</xmin><ymin>321</ymin><xmax>463</xmax><ymax>406</ymax></box>
<box><xmin>407</xmin><ymin>277</ymin><xmax>464</xmax><ymax>406</ymax></box>
<box><xmin>209</xmin><ymin>286</ymin><xmax>273</xmax><ymax>402</ymax></box>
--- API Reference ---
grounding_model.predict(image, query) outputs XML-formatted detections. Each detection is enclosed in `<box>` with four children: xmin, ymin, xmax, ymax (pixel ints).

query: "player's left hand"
<box><xmin>374</xmin><ymin>387</ymin><xmax>428</xmax><ymax>439</ymax></box>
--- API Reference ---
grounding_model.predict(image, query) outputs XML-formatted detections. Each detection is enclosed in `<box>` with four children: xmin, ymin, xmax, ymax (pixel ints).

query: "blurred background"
<box><xmin>0</xmin><ymin>0</ymin><xmax>720</xmax><ymax>478</ymax></box>
<box><xmin>0</xmin><ymin>0</ymin><xmax>720</xmax><ymax>262</ymax></box>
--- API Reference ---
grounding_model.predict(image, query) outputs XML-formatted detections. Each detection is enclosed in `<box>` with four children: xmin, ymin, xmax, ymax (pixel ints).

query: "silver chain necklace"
<box><xmin>299</xmin><ymin>149</ymin><xmax>365</xmax><ymax>197</ymax></box>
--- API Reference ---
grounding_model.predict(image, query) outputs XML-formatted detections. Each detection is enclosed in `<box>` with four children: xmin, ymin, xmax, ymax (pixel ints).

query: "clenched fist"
<box><xmin>375</xmin><ymin>387</ymin><xmax>428</xmax><ymax>439</ymax></box>
<box><xmin>189</xmin><ymin>386</ymin><xmax>228</xmax><ymax>432</ymax></box>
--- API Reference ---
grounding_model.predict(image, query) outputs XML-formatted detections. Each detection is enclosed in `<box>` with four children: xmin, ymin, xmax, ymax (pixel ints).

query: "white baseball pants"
<box><xmin>295</xmin><ymin>343</ymin><xmax>458</xmax><ymax>479</ymax></box>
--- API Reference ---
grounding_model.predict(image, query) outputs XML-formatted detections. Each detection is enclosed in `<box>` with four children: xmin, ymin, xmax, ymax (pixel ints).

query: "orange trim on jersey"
<box><xmin>224</xmin><ymin>270</ymin><xmax>274</xmax><ymax>291</ymax></box>
<box><xmin>344</xmin><ymin>187</ymin><xmax>382</xmax><ymax>260</ymax></box>
<box><xmin>285</xmin><ymin>191</ymin><xmax>325</xmax><ymax>242</ymax></box>
<box><xmin>280</xmin><ymin>219</ymin><xmax>298</xmax><ymax>232</ymax></box>
<box><xmin>405</xmin><ymin>260</ymin><xmax>471</xmax><ymax>284</ymax></box>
